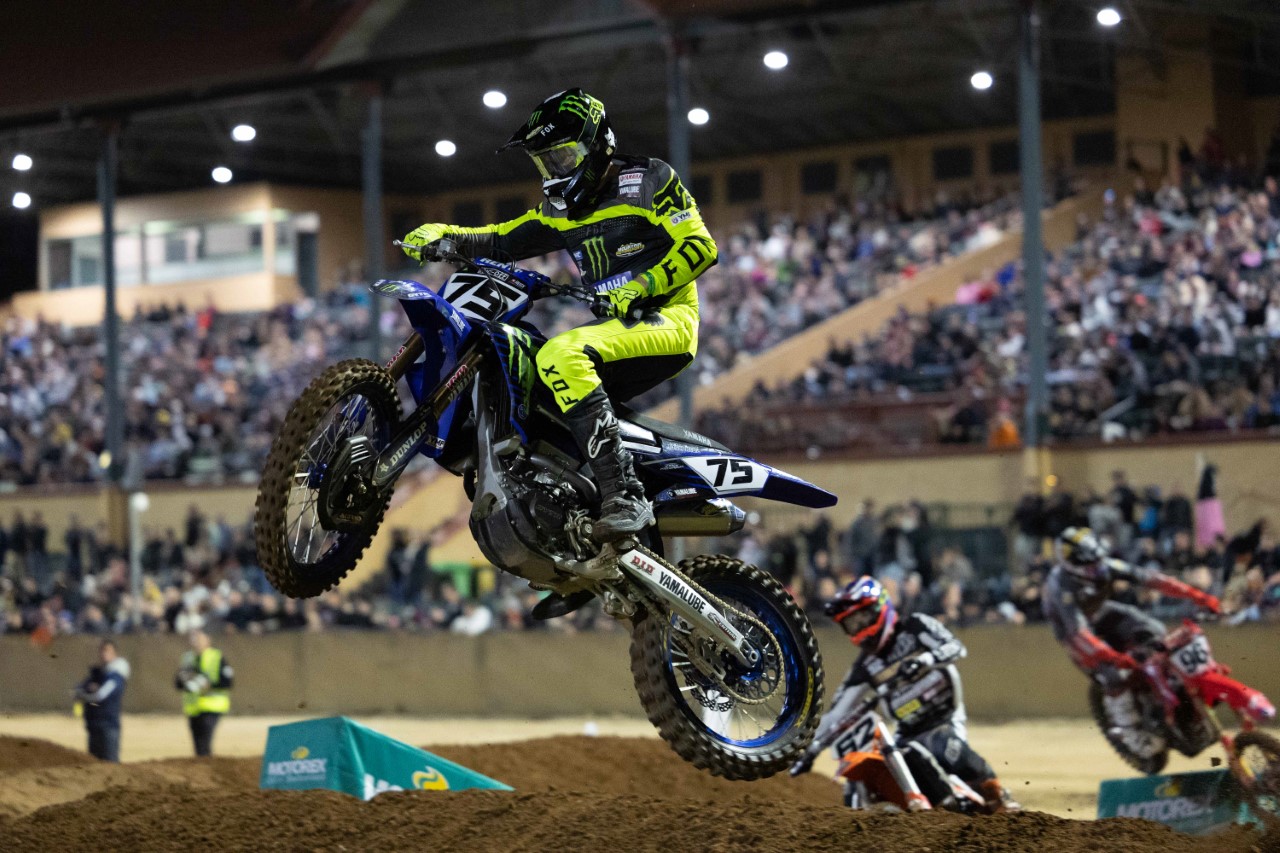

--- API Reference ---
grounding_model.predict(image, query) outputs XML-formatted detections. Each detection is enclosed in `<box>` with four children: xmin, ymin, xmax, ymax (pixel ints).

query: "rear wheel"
<box><xmin>1234</xmin><ymin>731</ymin><xmax>1280</xmax><ymax>827</ymax></box>
<box><xmin>255</xmin><ymin>359</ymin><xmax>401</xmax><ymax>598</ymax></box>
<box><xmin>1088</xmin><ymin>680</ymin><xmax>1169</xmax><ymax>775</ymax></box>
<box><xmin>629</xmin><ymin>555</ymin><xmax>823</xmax><ymax>780</ymax></box>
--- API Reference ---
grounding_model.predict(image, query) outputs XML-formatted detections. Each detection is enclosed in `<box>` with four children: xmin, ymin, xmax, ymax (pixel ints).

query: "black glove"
<box><xmin>590</xmin><ymin>294</ymin><xmax>614</xmax><ymax>320</ymax></box>
<box><xmin>789</xmin><ymin>753</ymin><xmax>814</xmax><ymax>777</ymax></box>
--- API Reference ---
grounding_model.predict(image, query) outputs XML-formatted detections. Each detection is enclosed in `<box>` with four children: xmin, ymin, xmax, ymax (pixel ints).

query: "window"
<box><xmin>1073</xmin><ymin>129</ymin><xmax>1116</xmax><ymax>167</ymax></box>
<box><xmin>690</xmin><ymin>174</ymin><xmax>713</xmax><ymax>206</ymax></box>
<box><xmin>933</xmin><ymin>146</ymin><xmax>974</xmax><ymax>181</ymax></box>
<box><xmin>853</xmin><ymin>155</ymin><xmax>893</xmax><ymax>197</ymax></box>
<box><xmin>143</xmin><ymin>216</ymin><xmax>264</xmax><ymax>284</ymax></box>
<box><xmin>452</xmin><ymin>201</ymin><xmax>485</xmax><ymax>227</ymax></box>
<box><xmin>47</xmin><ymin>239</ymin><xmax>72</xmax><ymax>290</ymax></box>
<box><xmin>801</xmin><ymin>160</ymin><xmax>838</xmax><ymax>195</ymax></box>
<box><xmin>726</xmin><ymin>169</ymin><xmax>762</xmax><ymax>204</ymax></box>
<box><xmin>495</xmin><ymin>195</ymin><xmax>529</xmax><ymax>222</ymax></box>
<box><xmin>988</xmin><ymin>139</ymin><xmax>1020</xmax><ymax>176</ymax></box>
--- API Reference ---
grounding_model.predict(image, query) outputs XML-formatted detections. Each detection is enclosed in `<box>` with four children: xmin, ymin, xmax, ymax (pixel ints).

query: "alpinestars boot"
<box><xmin>564</xmin><ymin>388</ymin><xmax>654</xmax><ymax>542</ymax></box>
<box><xmin>978</xmin><ymin>779</ymin><xmax>1021</xmax><ymax>813</ymax></box>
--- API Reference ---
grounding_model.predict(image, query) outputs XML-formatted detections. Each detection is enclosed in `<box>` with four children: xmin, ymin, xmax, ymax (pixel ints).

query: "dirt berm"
<box><xmin>0</xmin><ymin>735</ymin><xmax>1274</xmax><ymax>853</ymax></box>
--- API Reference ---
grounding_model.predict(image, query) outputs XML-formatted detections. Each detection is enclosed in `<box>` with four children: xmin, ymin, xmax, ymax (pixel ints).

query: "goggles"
<box><xmin>528</xmin><ymin>140</ymin><xmax>589</xmax><ymax>181</ymax></box>
<box><xmin>837</xmin><ymin>605</ymin><xmax>879</xmax><ymax>637</ymax></box>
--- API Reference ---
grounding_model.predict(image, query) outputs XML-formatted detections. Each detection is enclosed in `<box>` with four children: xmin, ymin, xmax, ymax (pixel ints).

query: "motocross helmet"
<box><xmin>1058</xmin><ymin>526</ymin><xmax>1110</xmax><ymax>583</ymax></box>
<box><xmin>825</xmin><ymin>576</ymin><xmax>897</xmax><ymax>651</ymax></box>
<box><xmin>499</xmin><ymin>88</ymin><xmax>616</xmax><ymax>214</ymax></box>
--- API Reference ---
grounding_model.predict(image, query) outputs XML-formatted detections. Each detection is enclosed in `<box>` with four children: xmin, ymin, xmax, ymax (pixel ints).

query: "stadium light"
<box><xmin>687</xmin><ymin>107</ymin><xmax>710</xmax><ymax>126</ymax></box>
<box><xmin>763</xmin><ymin>50</ymin><xmax>788</xmax><ymax>70</ymax></box>
<box><xmin>211</xmin><ymin>166</ymin><xmax>233</xmax><ymax>184</ymax></box>
<box><xmin>11</xmin><ymin>191</ymin><xmax>30</xmax><ymax>209</ymax></box>
<box><xmin>11</xmin><ymin>153</ymin><xmax>32</xmax><ymax>171</ymax></box>
<box><xmin>435</xmin><ymin>139</ymin><xmax>457</xmax><ymax>157</ymax></box>
<box><xmin>1097</xmin><ymin>7</ymin><xmax>1122</xmax><ymax>26</ymax></box>
<box><xmin>483</xmin><ymin>90</ymin><xmax>507</xmax><ymax>109</ymax></box>
<box><xmin>231</xmin><ymin>124</ymin><xmax>256</xmax><ymax>142</ymax></box>
<box><xmin>970</xmin><ymin>70</ymin><xmax>994</xmax><ymax>91</ymax></box>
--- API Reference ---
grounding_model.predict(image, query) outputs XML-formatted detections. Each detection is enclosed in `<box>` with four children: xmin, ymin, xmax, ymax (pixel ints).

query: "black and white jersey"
<box><xmin>833</xmin><ymin>613</ymin><xmax>968</xmax><ymax>738</ymax></box>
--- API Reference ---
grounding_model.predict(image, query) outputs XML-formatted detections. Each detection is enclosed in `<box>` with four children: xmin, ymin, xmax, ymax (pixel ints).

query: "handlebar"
<box><xmin>393</xmin><ymin>237</ymin><xmax>468</xmax><ymax>266</ymax></box>
<box><xmin>393</xmin><ymin>238</ymin><xmax>598</xmax><ymax>307</ymax></box>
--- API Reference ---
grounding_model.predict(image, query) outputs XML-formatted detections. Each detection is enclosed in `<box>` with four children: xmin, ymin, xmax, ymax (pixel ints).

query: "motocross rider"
<box><xmin>1044</xmin><ymin>526</ymin><xmax>1222</xmax><ymax>761</ymax></box>
<box><xmin>790</xmin><ymin>576</ymin><xmax>1019</xmax><ymax>813</ymax></box>
<box><xmin>401</xmin><ymin>88</ymin><xmax>716</xmax><ymax>555</ymax></box>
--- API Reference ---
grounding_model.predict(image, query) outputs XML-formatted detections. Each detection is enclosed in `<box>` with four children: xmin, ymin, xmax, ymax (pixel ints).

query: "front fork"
<box><xmin>877</xmin><ymin>721</ymin><xmax>931</xmax><ymax>811</ymax></box>
<box><xmin>617</xmin><ymin>545</ymin><xmax>760</xmax><ymax>669</ymax></box>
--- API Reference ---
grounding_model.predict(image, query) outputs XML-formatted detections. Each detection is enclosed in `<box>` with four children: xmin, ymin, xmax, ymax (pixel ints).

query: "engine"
<box><xmin>469</xmin><ymin>450</ymin><xmax>596</xmax><ymax>585</ymax></box>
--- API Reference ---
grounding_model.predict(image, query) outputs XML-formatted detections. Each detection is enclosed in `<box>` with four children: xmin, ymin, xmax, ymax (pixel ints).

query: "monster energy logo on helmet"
<box><xmin>557</xmin><ymin>92</ymin><xmax>598</xmax><ymax>121</ymax></box>
<box><xmin>582</xmin><ymin>236</ymin><xmax>609</xmax><ymax>281</ymax></box>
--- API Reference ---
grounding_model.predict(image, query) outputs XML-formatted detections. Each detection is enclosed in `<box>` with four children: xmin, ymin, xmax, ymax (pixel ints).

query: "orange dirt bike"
<box><xmin>1090</xmin><ymin>618</ymin><xmax>1280</xmax><ymax>823</ymax></box>
<box><xmin>816</xmin><ymin>667</ymin><xmax>990</xmax><ymax>814</ymax></box>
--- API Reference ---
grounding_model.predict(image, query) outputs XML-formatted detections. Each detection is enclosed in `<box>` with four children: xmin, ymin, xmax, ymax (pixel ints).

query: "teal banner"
<box><xmin>1097</xmin><ymin>769</ymin><xmax>1241</xmax><ymax>835</ymax></box>
<box><xmin>260</xmin><ymin>716</ymin><xmax>512</xmax><ymax>799</ymax></box>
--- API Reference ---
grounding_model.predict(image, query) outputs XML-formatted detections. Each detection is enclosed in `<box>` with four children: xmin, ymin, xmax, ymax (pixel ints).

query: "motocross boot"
<box><xmin>979</xmin><ymin>779</ymin><xmax>1021</xmax><ymax>814</ymax></box>
<box><xmin>564</xmin><ymin>388</ymin><xmax>654</xmax><ymax>542</ymax></box>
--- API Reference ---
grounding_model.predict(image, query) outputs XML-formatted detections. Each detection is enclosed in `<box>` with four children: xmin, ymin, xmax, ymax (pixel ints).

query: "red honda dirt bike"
<box><xmin>826</xmin><ymin>683</ymin><xmax>989</xmax><ymax>813</ymax></box>
<box><xmin>1089</xmin><ymin>619</ymin><xmax>1280</xmax><ymax>822</ymax></box>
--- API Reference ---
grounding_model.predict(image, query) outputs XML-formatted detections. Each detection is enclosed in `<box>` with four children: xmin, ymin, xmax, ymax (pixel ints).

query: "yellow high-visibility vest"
<box><xmin>183</xmin><ymin>648</ymin><xmax>230</xmax><ymax>716</ymax></box>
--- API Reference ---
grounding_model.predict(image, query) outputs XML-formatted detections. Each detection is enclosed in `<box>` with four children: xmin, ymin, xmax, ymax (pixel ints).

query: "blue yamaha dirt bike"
<box><xmin>255</xmin><ymin>239</ymin><xmax>833</xmax><ymax>779</ymax></box>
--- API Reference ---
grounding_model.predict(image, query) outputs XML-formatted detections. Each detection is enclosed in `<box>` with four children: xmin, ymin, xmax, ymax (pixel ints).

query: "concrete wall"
<box><xmin>3</xmin><ymin>431</ymin><xmax>1276</xmax><ymax>558</ymax></box>
<box><xmin>4</xmin><ymin>624</ymin><xmax>1276</xmax><ymax>720</ymax></box>
<box><xmin>758</xmin><ymin>434</ymin><xmax>1280</xmax><ymax>533</ymax></box>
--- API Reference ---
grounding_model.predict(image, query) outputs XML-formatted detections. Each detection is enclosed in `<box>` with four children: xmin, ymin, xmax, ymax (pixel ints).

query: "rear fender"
<box><xmin>639</xmin><ymin>450</ymin><xmax>836</xmax><ymax>508</ymax></box>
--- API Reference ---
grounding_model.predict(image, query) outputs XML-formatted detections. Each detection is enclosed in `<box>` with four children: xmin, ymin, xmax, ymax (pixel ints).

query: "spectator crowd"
<box><xmin>701</xmin><ymin>149</ymin><xmax>1280</xmax><ymax>451</ymax></box>
<box><xmin>2</xmin><ymin>465</ymin><xmax>1275</xmax><ymax>640</ymax></box>
<box><xmin>721</xmin><ymin>467</ymin><xmax>1280</xmax><ymax>634</ymax></box>
<box><xmin>0</xmin><ymin>185</ymin><xmax>1028</xmax><ymax>487</ymax></box>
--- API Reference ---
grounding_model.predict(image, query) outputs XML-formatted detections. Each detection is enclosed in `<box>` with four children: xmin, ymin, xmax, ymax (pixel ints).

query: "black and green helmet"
<box><xmin>499</xmin><ymin>88</ymin><xmax>617</xmax><ymax>213</ymax></box>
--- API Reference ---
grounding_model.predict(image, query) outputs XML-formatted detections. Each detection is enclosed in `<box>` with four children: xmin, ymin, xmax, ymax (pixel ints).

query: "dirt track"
<box><xmin>0</xmin><ymin>734</ymin><xmax>1275</xmax><ymax>853</ymax></box>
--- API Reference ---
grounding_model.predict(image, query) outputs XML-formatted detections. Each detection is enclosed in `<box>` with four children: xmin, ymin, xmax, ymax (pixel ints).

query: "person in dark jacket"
<box><xmin>74</xmin><ymin>640</ymin><xmax>129</xmax><ymax>762</ymax></box>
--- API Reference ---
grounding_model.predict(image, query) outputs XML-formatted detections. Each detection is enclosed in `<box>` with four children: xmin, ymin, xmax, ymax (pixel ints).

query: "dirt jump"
<box><xmin>0</xmin><ymin>734</ymin><xmax>1274</xmax><ymax>852</ymax></box>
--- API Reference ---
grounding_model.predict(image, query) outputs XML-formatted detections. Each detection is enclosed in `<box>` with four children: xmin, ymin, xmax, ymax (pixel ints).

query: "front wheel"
<box><xmin>629</xmin><ymin>555</ymin><xmax>824</xmax><ymax>780</ymax></box>
<box><xmin>255</xmin><ymin>359</ymin><xmax>401</xmax><ymax>598</ymax></box>
<box><xmin>1234</xmin><ymin>730</ymin><xmax>1280</xmax><ymax>827</ymax></box>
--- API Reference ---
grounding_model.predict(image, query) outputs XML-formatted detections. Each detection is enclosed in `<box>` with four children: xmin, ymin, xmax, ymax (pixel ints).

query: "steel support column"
<box><xmin>1018</xmin><ymin>0</ymin><xmax>1047</xmax><ymax>448</ymax></box>
<box><xmin>362</xmin><ymin>87</ymin><xmax>385</xmax><ymax>361</ymax></box>
<box><xmin>98</xmin><ymin>124</ymin><xmax>124</xmax><ymax>484</ymax></box>
<box><xmin>664</xmin><ymin>25</ymin><xmax>694</xmax><ymax>431</ymax></box>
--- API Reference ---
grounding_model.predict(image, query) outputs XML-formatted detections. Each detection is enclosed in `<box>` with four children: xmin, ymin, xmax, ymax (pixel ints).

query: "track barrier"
<box><xmin>1097</xmin><ymin>769</ymin><xmax>1256</xmax><ymax>834</ymax></box>
<box><xmin>260</xmin><ymin>716</ymin><xmax>512</xmax><ymax>799</ymax></box>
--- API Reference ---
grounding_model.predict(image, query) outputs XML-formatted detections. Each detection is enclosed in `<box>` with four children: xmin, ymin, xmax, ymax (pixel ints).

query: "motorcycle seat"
<box><xmin>615</xmin><ymin>404</ymin><xmax>729</xmax><ymax>453</ymax></box>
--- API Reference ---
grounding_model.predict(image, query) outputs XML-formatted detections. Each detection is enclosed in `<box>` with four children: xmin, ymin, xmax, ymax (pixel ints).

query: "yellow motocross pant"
<box><xmin>534</xmin><ymin>302</ymin><xmax>699</xmax><ymax>412</ymax></box>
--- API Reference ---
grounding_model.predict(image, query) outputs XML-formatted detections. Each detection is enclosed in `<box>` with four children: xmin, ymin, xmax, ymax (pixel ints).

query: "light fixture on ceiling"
<box><xmin>763</xmin><ymin>50</ymin><xmax>788</xmax><ymax>70</ymax></box>
<box><xmin>231</xmin><ymin>124</ymin><xmax>256</xmax><ymax>142</ymax></box>
<box><xmin>483</xmin><ymin>90</ymin><xmax>507</xmax><ymax>109</ymax></box>
<box><xmin>11</xmin><ymin>153</ymin><xmax>32</xmax><ymax>171</ymax></box>
<box><xmin>211</xmin><ymin>166</ymin><xmax>233</xmax><ymax>184</ymax></box>
<box><xmin>436</xmin><ymin>139</ymin><xmax>457</xmax><ymax>157</ymax></box>
<box><xmin>12</xmin><ymin>191</ymin><xmax>31</xmax><ymax>209</ymax></box>
<box><xmin>1096</xmin><ymin>7</ymin><xmax>1122</xmax><ymax>26</ymax></box>
<box><xmin>970</xmin><ymin>70</ymin><xmax>994</xmax><ymax>91</ymax></box>
<box><xmin>687</xmin><ymin>107</ymin><xmax>710</xmax><ymax>126</ymax></box>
